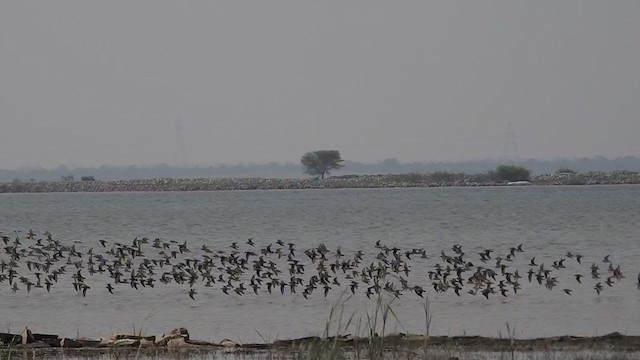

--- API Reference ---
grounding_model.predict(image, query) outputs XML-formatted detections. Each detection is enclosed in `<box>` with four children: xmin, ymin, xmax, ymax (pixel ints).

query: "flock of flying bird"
<box><xmin>1</xmin><ymin>230</ymin><xmax>639</xmax><ymax>301</ymax></box>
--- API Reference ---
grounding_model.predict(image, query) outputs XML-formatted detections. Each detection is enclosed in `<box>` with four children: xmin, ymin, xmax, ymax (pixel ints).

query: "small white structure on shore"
<box><xmin>507</xmin><ymin>181</ymin><xmax>531</xmax><ymax>186</ymax></box>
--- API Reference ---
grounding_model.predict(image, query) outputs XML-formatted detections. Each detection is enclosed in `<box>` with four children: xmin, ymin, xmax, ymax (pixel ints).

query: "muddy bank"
<box><xmin>3</xmin><ymin>327</ymin><xmax>640</xmax><ymax>354</ymax></box>
<box><xmin>1</xmin><ymin>171</ymin><xmax>639</xmax><ymax>193</ymax></box>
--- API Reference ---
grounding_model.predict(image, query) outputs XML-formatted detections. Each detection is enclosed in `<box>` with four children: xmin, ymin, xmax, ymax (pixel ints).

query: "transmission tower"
<box><xmin>175</xmin><ymin>118</ymin><xmax>187</xmax><ymax>167</ymax></box>
<box><xmin>503</xmin><ymin>122</ymin><xmax>519</xmax><ymax>163</ymax></box>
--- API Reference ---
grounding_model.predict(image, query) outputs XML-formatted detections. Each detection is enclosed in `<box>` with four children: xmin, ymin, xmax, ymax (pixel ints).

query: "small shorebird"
<box><xmin>3</xmin><ymin>229</ymin><xmax>639</xmax><ymax>303</ymax></box>
<box><xmin>594</xmin><ymin>282</ymin><xmax>603</xmax><ymax>295</ymax></box>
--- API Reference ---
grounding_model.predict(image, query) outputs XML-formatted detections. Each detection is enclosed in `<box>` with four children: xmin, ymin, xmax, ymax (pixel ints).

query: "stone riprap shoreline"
<box><xmin>1</xmin><ymin>171</ymin><xmax>639</xmax><ymax>193</ymax></box>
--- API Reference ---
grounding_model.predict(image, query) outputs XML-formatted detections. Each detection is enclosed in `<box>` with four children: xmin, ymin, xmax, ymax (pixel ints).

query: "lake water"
<box><xmin>1</xmin><ymin>186</ymin><xmax>639</xmax><ymax>343</ymax></box>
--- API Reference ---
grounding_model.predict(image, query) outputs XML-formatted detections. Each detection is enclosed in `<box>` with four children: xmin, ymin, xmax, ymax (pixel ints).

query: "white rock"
<box><xmin>154</xmin><ymin>333</ymin><xmax>183</xmax><ymax>346</ymax></box>
<box><xmin>20</xmin><ymin>327</ymin><xmax>34</xmax><ymax>345</ymax></box>
<box><xmin>220</xmin><ymin>339</ymin><xmax>238</xmax><ymax>348</ymax></box>
<box><xmin>114</xmin><ymin>338</ymin><xmax>139</xmax><ymax>346</ymax></box>
<box><xmin>167</xmin><ymin>337</ymin><xmax>189</xmax><ymax>348</ymax></box>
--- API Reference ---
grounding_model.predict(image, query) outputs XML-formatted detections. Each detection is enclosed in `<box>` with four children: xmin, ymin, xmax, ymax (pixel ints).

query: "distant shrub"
<box><xmin>556</xmin><ymin>168</ymin><xmax>576</xmax><ymax>174</ymax></box>
<box><xmin>81</xmin><ymin>176</ymin><xmax>96</xmax><ymax>181</ymax></box>
<box><xmin>495</xmin><ymin>165</ymin><xmax>531</xmax><ymax>182</ymax></box>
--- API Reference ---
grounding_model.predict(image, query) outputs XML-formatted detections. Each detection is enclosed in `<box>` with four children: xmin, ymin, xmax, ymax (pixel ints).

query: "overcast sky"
<box><xmin>1</xmin><ymin>1</ymin><xmax>639</xmax><ymax>169</ymax></box>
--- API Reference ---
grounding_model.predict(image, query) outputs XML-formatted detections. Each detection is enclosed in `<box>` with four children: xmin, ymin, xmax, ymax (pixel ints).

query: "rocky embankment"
<box><xmin>1</xmin><ymin>327</ymin><xmax>237</xmax><ymax>350</ymax></box>
<box><xmin>1</xmin><ymin>171</ymin><xmax>639</xmax><ymax>193</ymax></box>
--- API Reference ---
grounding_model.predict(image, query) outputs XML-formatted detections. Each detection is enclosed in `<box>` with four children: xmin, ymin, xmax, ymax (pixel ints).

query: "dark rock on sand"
<box><xmin>601</xmin><ymin>332</ymin><xmax>624</xmax><ymax>339</ymax></box>
<box><xmin>0</xmin><ymin>332</ymin><xmax>21</xmax><ymax>345</ymax></box>
<box><xmin>75</xmin><ymin>337</ymin><xmax>101</xmax><ymax>348</ymax></box>
<box><xmin>21</xmin><ymin>340</ymin><xmax>50</xmax><ymax>349</ymax></box>
<box><xmin>60</xmin><ymin>338</ymin><xmax>83</xmax><ymax>348</ymax></box>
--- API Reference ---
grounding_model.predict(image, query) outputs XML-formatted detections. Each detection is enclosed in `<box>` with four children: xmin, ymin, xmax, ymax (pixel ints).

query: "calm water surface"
<box><xmin>1</xmin><ymin>186</ymin><xmax>639</xmax><ymax>342</ymax></box>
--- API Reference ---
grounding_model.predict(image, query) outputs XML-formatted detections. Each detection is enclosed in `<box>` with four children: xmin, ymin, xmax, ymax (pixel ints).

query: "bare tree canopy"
<box><xmin>300</xmin><ymin>150</ymin><xmax>344</xmax><ymax>179</ymax></box>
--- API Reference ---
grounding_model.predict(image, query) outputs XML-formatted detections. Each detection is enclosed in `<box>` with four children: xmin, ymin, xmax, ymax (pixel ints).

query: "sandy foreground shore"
<box><xmin>3</xmin><ymin>327</ymin><xmax>640</xmax><ymax>358</ymax></box>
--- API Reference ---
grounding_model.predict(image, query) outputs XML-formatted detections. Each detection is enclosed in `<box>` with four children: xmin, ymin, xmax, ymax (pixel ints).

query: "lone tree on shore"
<box><xmin>495</xmin><ymin>165</ymin><xmax>531</xmax><ymax>182</ymax></box>
<box><xmin>300</xmin><ymin>150</ymin><xmax>344</xmax><ymax>179</ymax></box>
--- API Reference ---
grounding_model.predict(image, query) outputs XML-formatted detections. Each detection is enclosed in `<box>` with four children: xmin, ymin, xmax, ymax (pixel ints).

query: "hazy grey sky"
<box><xmin>1</xmin><ymin>1</ymin><xmax>639</xmax><ymax>169</ymax></box>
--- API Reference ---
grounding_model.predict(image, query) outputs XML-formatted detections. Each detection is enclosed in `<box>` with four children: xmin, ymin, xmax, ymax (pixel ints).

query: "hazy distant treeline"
<box><xmin>1</xmin><ymin>156</ymin><xmax>640</xmax><ymax>182</ymax></box>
